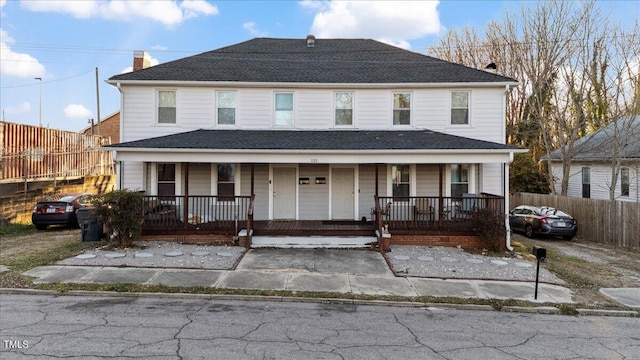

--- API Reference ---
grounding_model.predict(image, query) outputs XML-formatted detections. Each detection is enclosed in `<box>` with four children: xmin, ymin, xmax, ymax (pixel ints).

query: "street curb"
<box><xmin>576</xmin><ymin>308</ymin><xmax>639</xmax><ymax>317</ymax></box>
<box><xmin>1</xmin><ymin>288</ymin><xmax>637</xmax><ymax>317</ymax></box>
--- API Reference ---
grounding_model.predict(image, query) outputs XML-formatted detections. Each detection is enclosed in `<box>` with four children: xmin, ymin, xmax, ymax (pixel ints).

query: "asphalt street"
<box><xmin>1</xmin><ymin>294</ymin><xmax>638</xmax><ymax>359</ymax></box>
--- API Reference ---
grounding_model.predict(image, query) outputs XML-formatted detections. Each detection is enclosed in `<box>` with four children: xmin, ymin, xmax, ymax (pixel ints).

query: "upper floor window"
<box><xmin>217</xmin><ymin>91</ymin><xmax>236</xmax><ymax>125</ymax></box>
<box><xmin>217</xmin><ymin>164</ymin><xmax>235</xmax><ymax>201</ymax></box>
<box><xmin>157</xmin><ymin>163</ymin><xmax>176</xmax><ymax>197</ymax></box>
<box><xmin>392</xmin><ymin>164</ymin><xmax>410</xmax><ymax>199</ymax></box>
<box><xmin>393</xmin><ymin>93</ymin><xmax>411</xmax><ymax>125</ymax></box>
<box><xmin>451</xmin><ymin>91</ymin><xmax>469</xmax><ymax>125</ymax></box>
<box><xmin>582</xmin><ymin>167</ymin><xmax>591</xmax><ymax>198</ymax></box>
<box><xmin>451</xmin><ymin>164</ymin><xmax>469</xmax><ymax>199</ymax></box>
<box><xmin>621</xmin><ymin>167</ymin><xmax>629</xmax><ymax>197</ymax></box>
<box><xmin>335</xmin><ymin>92</ymin><xmax>353</xmax><ymax>126</ymax></box>
<box><xmin>158</xmin><ymin>90</ymin><xmax>176</xmax><ymax>124</ymax></box>
<box><xmin>275</xmin><ymin>92</ymin><xmax>293</xmax><ymax>126</ymax></box>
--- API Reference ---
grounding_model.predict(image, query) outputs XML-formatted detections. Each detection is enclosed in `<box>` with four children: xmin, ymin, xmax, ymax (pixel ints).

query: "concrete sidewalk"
<box><xmin>23</xmin><ymin>265</ymin><xmax>574</xmax><ymax>304</ymax></box>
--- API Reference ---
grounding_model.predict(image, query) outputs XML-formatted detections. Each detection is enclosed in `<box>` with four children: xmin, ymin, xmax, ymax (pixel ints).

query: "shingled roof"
<box><xmin>108</xmin><ymin>129</ymin><xmax>519</xmax><ymax>152</ymax></box>
<box><xmin>546</xmin><ymin>115</ymin><xmax>640</xmax><ymax>161</ymax></box>
<box><xmin>108</xmin><ymin>37</ymin><xmax>516</xmax><ymax>84</ymax></box>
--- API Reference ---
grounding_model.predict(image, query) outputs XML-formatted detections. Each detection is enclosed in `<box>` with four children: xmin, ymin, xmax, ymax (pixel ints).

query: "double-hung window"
<box><xmin>451</xmin><ymin>91</ymin><xmax>469</xmax><ymax>125</ymax></box>
<box><xmin>157</xmin><ymin>164</ymin><xmax>176</xmax><ymax>197</ymax></box>
<box><xmin>335</xmin><ymin>92</ymin><xmax>353</xmax><ymax>126</ymax></box>
<box><xmin>582</xmin><ymin>167</ymin><xmax>591</xmax><ymax>198</ymax></box>
<box><xmin>275</xmin><ymin>92</ymin><xmax>293</xmax><ymax>126</ymax></box>
<box><xmin>392</xmin><ymin>164</ymin><xmax>410</xmax><ymax>199</ymax></box>
<box><xmin>217</xmin><ymin>164</ymin><xmax>235</xmax><ymax>201</ymax></box>
<box><xmin>158</xmin><ymin>90</ymin><xmax>176</xmax><ymax>124</ymax></box>
<box><xmin>451</xmin><ymin>164</ymin><xmax>469</xmax><ymax>199</ymax></box>
<box><xmin>621</xmin><ymin>167</ymin><xmax>629</xmax><ymax>197</ymax></box>
<box><xmin>217</xmin><ymin>91</ymin><xmax>236</xmax><ymax>125</ymax></box>
<box><xmin>393</xmin><ymin>93</ymin><xmax>411</xmax><ymax>125</ymax></box>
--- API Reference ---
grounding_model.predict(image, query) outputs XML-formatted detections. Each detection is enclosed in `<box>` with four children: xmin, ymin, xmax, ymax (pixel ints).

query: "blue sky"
<box><xmin>1</xmin><ymin>0</ymin><xmax>637</xmax><ymax>132</ymax></box>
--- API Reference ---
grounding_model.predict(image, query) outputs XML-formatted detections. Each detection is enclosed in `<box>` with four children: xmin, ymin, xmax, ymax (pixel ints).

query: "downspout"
<box><xmin>115</xmin><ymin>82</ymin><xmax>123</xmax><ymax>190</ymax></box>
<box><xmin>504</xmin><ymin>84</ymin><xmax>514</xmax><ymax>251</ymax></box>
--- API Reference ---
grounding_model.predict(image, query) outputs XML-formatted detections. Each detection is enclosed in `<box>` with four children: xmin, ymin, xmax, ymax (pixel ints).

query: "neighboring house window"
<box><xmin>451</xmin><ymin>91</ymin><xmax>469</xmax><ymax>125</ymax></box>
<box><xmin>582</xmin><ymin>167</ymin><xmax>591</xmax><ymax>198</ymax></box>
<box><xmin>392</xmin><ymin>164</ymin><xmax>410</xmax><ymax>199</ymax></box>
<box><xmin>393</xmin><ymin>93</ymin><xmax>411</xmax><ymax>125</ymax></box>
<box><xmin>157</xmin><ymin>164</ymin><xmax>176</xmax><ymax>197</ymax></box>
<box><xmin>217</xmin><ymin>164</ymin><xmax>235</xmax><ymax>201</ymax></box>
<box><xmin>335</xmin><ymin>92</ymin><xmax>353</xmax><ymax>126</ymax></box>
<box><xmin>275</xmin><ymin>93</ymin><xmax>293</xmax><ymax>126</ymax></box>
<box><xmin>621</xmin><ymin>167</ymin><xmax>629</xmax><ymax>197</ymax></box>
<box><xmin>158</xmin><ymin>90</ymin><xmax>176</xmax><ymax>124</ymax></box>
<box><xmin>451</xmin><ymin>164</ymin><xmax>469</xmax><ymax>199</ymax></box>
<box><xmin>217</xmin><ymin>91</ymin><xmax>236</xmax><ymax>125</ymax></box>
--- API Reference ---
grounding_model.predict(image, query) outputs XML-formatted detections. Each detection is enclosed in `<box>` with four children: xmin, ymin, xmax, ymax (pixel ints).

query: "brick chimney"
<box><xmin>133</xmin><ymin>50</ymin><xmax>151</xmax><ymax>71</ymax></box>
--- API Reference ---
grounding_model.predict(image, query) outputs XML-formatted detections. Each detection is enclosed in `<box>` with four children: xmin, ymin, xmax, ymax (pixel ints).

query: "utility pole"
<box><xmin>95</xmin><ymin>67</ymin><xmax>101</xmax><ymax>135</ymax></box>
<box><xmin>34</xmin><ymin>77</ymin><xmax>42</xmax><ymax>127</ymax></box>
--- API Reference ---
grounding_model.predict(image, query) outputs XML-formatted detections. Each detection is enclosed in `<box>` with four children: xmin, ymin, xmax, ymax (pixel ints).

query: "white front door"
<box><xmin>273</xmin><ymin>167</ymin><xmax>296</xmax><ymax>219</ymax></box>
<box><xmin>331</xmin><ymin>168</ymin><xmax>355</xmax><ymax>220</ymax></box>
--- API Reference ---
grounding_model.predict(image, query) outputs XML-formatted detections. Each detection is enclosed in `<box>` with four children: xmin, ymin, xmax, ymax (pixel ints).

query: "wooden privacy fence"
<box><xmin>510</xmin><ymin>192</ymin><xmax>639</xmax><ymax>249</ymax></box>
<box><xmin>1</xmin><ymin>122</ymin><xmax>114</xmax><ymax>183</ymax></box>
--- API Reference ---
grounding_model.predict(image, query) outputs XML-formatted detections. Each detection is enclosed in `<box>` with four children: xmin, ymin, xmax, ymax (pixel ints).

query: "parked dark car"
<box><xmin>32</xmin><ymin>193</ymin><xmax>93</xmax><ymax>230</ymax></box>
<box><xmin>509</xmin><ymin>205</ymin><xmax>578</xmax><ymax>240</ymax></box>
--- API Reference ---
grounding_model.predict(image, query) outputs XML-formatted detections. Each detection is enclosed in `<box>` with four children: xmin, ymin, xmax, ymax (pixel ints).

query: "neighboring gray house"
<box><xmin>548</xmin><ymin>115</ymin><xmax>640</xmax><ymax>202</ymax></box>
<box><xmin>105</xmin><ymin>36</ymin><xmax>524</xmax><ymax>248</ymax></box>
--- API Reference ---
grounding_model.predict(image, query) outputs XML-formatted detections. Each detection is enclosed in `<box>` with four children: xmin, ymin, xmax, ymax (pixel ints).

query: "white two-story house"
<box><xmin>106</xmin><ymin>36</ymin><xmax>523</xmax><ymax>249</ymax></box>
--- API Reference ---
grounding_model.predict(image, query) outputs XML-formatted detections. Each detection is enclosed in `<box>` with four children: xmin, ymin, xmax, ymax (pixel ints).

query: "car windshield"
<box><xmin>57</xmin><ymin>195</ymin><xmax>77</xmax><ymax>202</ymax></box>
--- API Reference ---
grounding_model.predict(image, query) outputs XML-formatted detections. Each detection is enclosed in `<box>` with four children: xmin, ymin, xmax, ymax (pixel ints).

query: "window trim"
<box><xmin>216</xmin><ymin>90</ymin><xmax>237</xmax><ymax>126</ymax></box>
<box><xmin>392</xmin><ymin>92</ymin><xmax>412</xmax><ymax>126</ymax></box>
<box><xmin>274</xmin><ymin>92</ymin><xmax>294</xmax><ymax>127</ymax></box>
<box><xmin>334</xmin><ymin>91</ymin><xmax>355</xmax><ymax>127</ymax></box>
<box><xmin>450</xmin><ymin>90</ymin><xmax>470</xmax><ymax>126</ymax></box>
<box><xmin>620</xmin><ymin>167</ymin><xmax>630</xmax><ymax>197</ymax></box>
<box><xmin>582</xmin><ymin>167</ymin><xmax>591</xmax><ymax>199</ymax></box>
<box><xmin>156</xmin><ymin>89</ymin><xmax>177</xmax><ymax>125</ymax></box>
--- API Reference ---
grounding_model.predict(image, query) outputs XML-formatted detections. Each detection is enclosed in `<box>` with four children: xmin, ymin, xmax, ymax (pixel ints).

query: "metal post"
<box><xmin>534</xmin><ymin>258</ymin><xmax>540</xmax><ymax>300</ymax></box>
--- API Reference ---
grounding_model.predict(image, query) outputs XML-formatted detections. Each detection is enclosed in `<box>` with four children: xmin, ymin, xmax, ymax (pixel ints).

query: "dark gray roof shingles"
<box><xmin>108</xmin><ymin>129</ymin><xmax>518</xmax><ymax>152</ymax></box>
<box><xmin>109</xmin><ymin>38</ymin><xmax>516</xmax><ymax>84</ymax></box>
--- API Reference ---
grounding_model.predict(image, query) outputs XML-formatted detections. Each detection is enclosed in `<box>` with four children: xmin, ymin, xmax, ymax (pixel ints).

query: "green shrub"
<box><xmin>471</xmin><ymin>208</ymin><xmax>507</xmax><ymax>251</ymax></box>
<box><xmin>91</xmin><ymin>190</ymin><xmax>143</xmax><ymax>248</ymax></box>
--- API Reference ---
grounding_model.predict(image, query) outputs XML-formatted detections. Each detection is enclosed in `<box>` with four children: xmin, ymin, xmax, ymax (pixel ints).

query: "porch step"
<box><xmin>251</xmin><ymin>236</ymin><xmax>377</xmax><ymax>249</ymax></box>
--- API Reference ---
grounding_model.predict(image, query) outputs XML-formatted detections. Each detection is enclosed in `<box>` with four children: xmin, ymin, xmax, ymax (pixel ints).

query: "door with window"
<box><xmin>331</xmin><ymin>168</ymin><xmax>355</xmax><ymax>220</ymax></box>
<box><xmin>273</xmin><ymin>167</ymin><xmax>296</xmax><ymax>219</ymax></box>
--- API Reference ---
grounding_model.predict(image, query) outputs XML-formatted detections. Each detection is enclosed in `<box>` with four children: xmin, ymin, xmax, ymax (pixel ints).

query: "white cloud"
<box><xmin>0</xmin><ymin>29</ymin><xmax>46</xmax><ymax>77</ymax></box>
<box><xmin>20</xmin><ymin>0</ymin><xmax>218</xmax><ymax>27</ymax></box>
<box><xmin>64</xmin><ymin>104</ymin><xmax>92</xmax><ymax>119</ymax></box>
<box><xmin>4</xmin><ymin>101</ymin><xmax>31</xmax><ymax>115</ymax></box>
<box><xmin>151</xmin><ymin>44</ymin><xmax>168</xmax><ymax>51</ymax></box>
<box><xmin>243</xmin><ymin>22</ymin><xmax>267</xmax><ymax>37</ymax></box>
<box><xmin>304</xmin><ymin>1</ymin><xmax>442</xmax><ymax>49</ymax></box>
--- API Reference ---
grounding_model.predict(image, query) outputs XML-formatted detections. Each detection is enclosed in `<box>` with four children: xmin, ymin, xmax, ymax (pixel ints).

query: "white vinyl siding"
<box><xmin>241</xmin><ymin>164</ymin><xmax>269</xmax><ymax>220</ymax></box>
<box><xmin>298</xmin><ymin>164</ymin><xmax>330</xmax><ymax>220</ymax></box>
<box><xmin>551</xmin><ymin>163</ymin><xmax>639</xmax><ymax>202</ymax></box>
<box><xmin>120</xmin><ymin>86</ymin><xmax>506</xmax><ymax>143</ymax></box>
<box><xmin>416</xmin><ymin>164</ymin><xmax>440</xmax><ymax>196</ymax></box>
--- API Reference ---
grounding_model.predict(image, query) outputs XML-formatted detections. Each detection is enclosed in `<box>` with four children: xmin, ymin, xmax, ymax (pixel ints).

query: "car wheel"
<box><xmin>524</xmin><ymin>224</ymin><xmax>534</xmax><ymax>238</ymax></box>
<box><xmin>35</xmin><ymin>224</ymin><xmax>47</xmax><ymax>230</ymax></box>
<box><xmin>562</xmin><ymin>235</ymin><xmax>574</xmax><ymax>241</ymax></box>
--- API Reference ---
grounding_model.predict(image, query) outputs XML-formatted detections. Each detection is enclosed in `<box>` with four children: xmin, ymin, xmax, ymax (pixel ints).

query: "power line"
<box><xmin>0</xmin><ymin>70</ymin><xmax>94</xmax><ymax>89</ymax></box>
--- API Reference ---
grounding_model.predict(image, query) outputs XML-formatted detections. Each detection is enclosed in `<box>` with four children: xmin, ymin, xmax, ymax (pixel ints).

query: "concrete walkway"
<box><xmin>23</xmin><ymin>264</ymin><xmax>573</xmax><ymax>304</ymax></box>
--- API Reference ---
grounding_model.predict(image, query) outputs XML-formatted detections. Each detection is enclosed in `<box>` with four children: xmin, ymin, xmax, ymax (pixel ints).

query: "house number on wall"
<box><xmin>310</xmin><ymin>159</ymin><xmax>318</xmax><ymax>163</ymax></box>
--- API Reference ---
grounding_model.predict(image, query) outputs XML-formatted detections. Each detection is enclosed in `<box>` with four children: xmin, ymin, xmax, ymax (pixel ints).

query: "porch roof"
<box><xmin>108</xmin><ymin>129</ymin><xmax>521</xmax><ymax>152</ymax></box>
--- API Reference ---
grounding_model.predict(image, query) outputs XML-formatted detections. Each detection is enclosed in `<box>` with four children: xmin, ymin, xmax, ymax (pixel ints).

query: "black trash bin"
<box><xmin>76</xmin><ymin>207</ymin><xmax>103</xmax><ymax>242</ymax></box>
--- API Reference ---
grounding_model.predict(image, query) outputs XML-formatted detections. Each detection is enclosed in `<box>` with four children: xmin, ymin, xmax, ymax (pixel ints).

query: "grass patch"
<box><xmin>4</xmin><ymin>239</ymin><xmax>100</xmax><ymax>273</ymax></box>
<box><xmin>0</xmin><ymin>224</ymin><xmax>36</xmax><ymax>237</ymax></box>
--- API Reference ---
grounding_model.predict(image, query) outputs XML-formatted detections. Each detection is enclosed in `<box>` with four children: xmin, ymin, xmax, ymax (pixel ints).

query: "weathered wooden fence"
<box><xmin>0</xmin><ymin>122</ymin><xmax>113</xmax><ymax>183</ymax></box>
<box><xmin>510</xmin><ymin>192</ymin><xmax>639</xmax><ymax>249</ymax></box>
